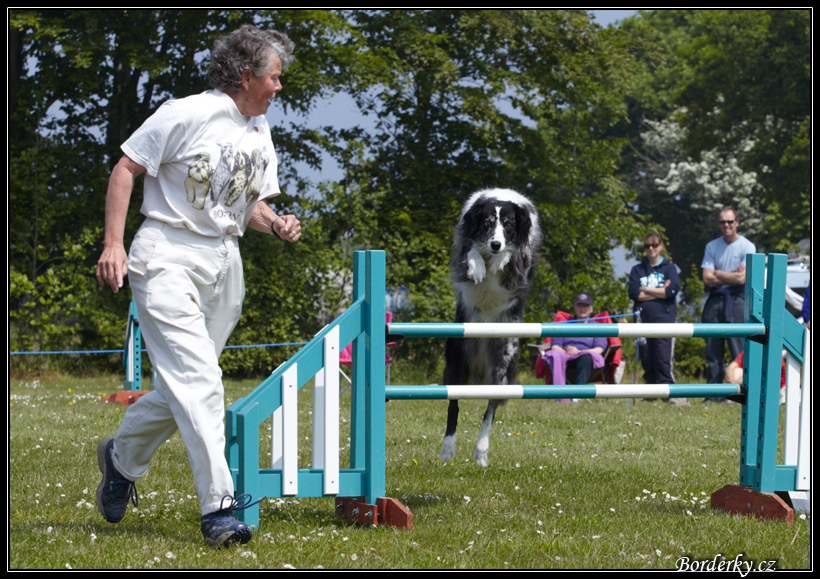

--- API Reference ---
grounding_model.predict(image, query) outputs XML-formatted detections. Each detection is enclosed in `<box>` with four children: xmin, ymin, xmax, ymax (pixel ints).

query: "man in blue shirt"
<box><xmin>700</xmin><ymin>206</ymin><xmax>756</xmax><ymax>401</ymax></box>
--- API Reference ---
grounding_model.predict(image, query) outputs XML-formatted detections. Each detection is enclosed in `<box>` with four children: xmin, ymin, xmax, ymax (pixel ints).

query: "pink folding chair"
<box><xmin>339</xmin><ymin>311</ymin><xmax>396</xmax><ymax>389</ymax></box>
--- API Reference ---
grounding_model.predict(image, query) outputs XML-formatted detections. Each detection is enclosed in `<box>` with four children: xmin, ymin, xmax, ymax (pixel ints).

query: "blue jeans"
<box><xmin>567</xmin><ymin>354</ymin><xmax>593</xmax><ymax>385</ymax></box>
<box><xmin>702</xmin><ymin>292</ymin><xmax>745</xmax><ymax>385</ymax></box>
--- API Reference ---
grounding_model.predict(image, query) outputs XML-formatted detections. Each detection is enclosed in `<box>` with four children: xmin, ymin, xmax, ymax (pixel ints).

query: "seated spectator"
<box><xmin>724</xmin><ymin>350</ymin><xmax>786</xmax><ymax>405</ymax></box>
<box><xmin>534</xmin><ymin>310</ymin><xmax>624</xmax><ymax>385</ymax></box>
<box><xmin>541</xmin><ymin>294</ymin><xmax>607</xmax><ymax>401</ymax></box>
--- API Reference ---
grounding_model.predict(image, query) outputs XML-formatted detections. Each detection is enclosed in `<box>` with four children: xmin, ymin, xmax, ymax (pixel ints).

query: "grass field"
<box><xmin>9</xmin><ymin>366</ymin><xmax>811</xmax><ymax>570</ymax></box>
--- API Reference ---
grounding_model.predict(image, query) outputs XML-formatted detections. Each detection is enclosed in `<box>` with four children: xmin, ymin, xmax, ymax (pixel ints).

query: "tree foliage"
<box><xmin>8</xmin><ymin>9</ymin><xmax>358</xmax><ymax>374</ymax></box>
<box><xmin>339</xmin><ymin>10</ymin><xmax>646</xmax><ymax>318</ymax></box>
<box><xmin>619</xmin><ymin>9</ymin><xmax>811</xmax><ymax>277</ymax></box>
<box><xmin>9</xmin><ymin>9</ymin><xmax>809</xmax><ymax>378</ymax></box>
<box><xmin>676</xmin><ymin>9</ymin><xmax>811</xmax><ymax>252</ymax></box>
<box><xmin>629</xmin><ymin>113</ymin><xmax>765</xmax><ymax>275</ymax></box>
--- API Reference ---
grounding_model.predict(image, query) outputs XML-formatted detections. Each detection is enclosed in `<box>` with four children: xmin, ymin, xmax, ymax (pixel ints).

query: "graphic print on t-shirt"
<box><xmin>185</xmin><ymin>152</ymin><xmax>212</xmax><ymax>210</ymax></box>
<box><xmin>640</xmin><ymin>271</ymin><xmax>667</xmax><ymax>289</ymax></box>
<box><xmin>184</xmin><ymin>143</ymin><xmax>269</xmax><ymax>211</ymax></box>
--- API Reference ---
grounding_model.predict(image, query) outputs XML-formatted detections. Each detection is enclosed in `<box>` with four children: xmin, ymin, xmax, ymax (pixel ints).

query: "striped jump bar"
<box><xmin>388</xmin><ymin>322</ymin><xmax>766</xmax><ymax>340</ymax></box>
<box><xmin>384</xmin><ymin>383</ymin><xmax>742</xmax><ymax>401</ymax></box>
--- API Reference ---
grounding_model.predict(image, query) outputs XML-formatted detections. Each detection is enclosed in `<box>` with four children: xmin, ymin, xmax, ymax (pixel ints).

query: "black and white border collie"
<box><xmin>440</xmin><ymin>188</ymin><xmax>541</xmax><ymax>467</ymax></box>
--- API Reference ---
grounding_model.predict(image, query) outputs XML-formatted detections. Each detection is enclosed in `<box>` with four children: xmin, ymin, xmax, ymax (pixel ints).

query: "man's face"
<box><xmin>718</xmin><ymin>210</ymin><xmax>738</xmax><ymax>241</ymax></box>
<box><xmin>240</xmin><ymin>54</ymin><xmax>283</xmax><ymax>117</ymax></box>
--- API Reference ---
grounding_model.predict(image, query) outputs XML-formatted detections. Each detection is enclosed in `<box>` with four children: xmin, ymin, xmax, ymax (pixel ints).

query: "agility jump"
<box><xmin>223</xmin><ymin>250</ymin><xmax>810</xmax><ymax>529</ymax></box>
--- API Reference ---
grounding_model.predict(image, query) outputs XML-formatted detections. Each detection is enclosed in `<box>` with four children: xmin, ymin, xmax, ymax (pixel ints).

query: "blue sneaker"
<box><xmin>201</xmin><ymin>494</ymin><xmax>262</xmax><ymax>548</ymax></box>
<box><xmin>96</xmin><ymin>437</ymin><xmax>139</xmax><ymax>523</ymax></box>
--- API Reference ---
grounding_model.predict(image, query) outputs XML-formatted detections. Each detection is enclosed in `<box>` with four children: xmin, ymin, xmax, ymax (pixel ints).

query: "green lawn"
<box><xmin>9</xmin><ymin>370</ymin><xmax>811</xmax><ymax>569</ymax></box>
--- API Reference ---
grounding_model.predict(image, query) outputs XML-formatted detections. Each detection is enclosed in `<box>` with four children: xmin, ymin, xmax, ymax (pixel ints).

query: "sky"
<box><xmin>592</xmin><ymin>9</ymin><xmax>640</xmax><ymax>26</ymax></box>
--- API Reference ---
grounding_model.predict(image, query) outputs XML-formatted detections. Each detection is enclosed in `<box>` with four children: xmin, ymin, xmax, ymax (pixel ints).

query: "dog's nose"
<box><xmin>490</xmin><ymin>241</ymin><xmax>501</xmax><ymax>252</ymax></box>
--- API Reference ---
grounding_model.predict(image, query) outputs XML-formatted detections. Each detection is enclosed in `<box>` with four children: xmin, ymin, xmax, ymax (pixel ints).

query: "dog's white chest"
<box><xmin>455</xmin><ymin>273</ymin><xmax>515</xmax><ymax>319</ymax></box>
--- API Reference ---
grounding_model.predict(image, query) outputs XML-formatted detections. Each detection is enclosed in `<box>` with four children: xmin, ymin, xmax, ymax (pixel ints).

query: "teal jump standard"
<box><xmin>223</xmin><ymin>251</ymin><xmax>809</xmax><ymax>528</ymax></box>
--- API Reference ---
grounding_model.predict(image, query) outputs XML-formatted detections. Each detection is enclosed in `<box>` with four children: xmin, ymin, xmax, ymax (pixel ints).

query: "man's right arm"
<box><xmin>704</xmin><ymin>264</ymin><xmax>746</xmax><ymax>287</ymax></box>
<box><xmin>96</xmin><ymin>155</ymin><xmax>147</xmax><ymax>293</ymax></box>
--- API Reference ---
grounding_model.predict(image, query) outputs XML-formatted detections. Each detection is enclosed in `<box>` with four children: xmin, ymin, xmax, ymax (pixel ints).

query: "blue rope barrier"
<box><xmin>10</xmin><ymin>349</ymin><xmax>128</xmax><ymax>356</ymax></box>
<box><xmin>556</xmin><ymin>312</ymin><xmax>635</xmax><ymax>323</ymax></box>
<box><xmin>9</xmin><ymin>342</ymin><xmax>309</xmax><ymax>356</ymax></box>
<box><xmin>11</xmin><ymin>314</ymin><xmax>639</xmax><ymax>356</ymax></box>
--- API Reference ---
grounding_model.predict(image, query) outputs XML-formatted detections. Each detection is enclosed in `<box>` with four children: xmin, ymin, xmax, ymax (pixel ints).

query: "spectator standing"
<box><xmin>700</xmin><ymin>206</ymin><xmax>756</xmax><ymax>403</ymax></box>
<box><xmin>628</xmin><ymin>232</ymin><xmax>684</xmax><ymax>405</ymax></box>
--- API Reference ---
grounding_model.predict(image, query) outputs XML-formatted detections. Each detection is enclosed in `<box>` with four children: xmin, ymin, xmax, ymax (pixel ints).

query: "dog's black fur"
<box><xmin>440</xmin><ymin>188</ymin><xmax>541</xmax><ymax>466</ymax></box>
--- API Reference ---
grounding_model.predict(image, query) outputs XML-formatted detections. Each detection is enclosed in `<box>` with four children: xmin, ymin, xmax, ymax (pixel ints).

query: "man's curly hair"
<box><xmin>209</xmin><ymin>24</ymin><xmax>295</xmax><ymax>93</ymax></box>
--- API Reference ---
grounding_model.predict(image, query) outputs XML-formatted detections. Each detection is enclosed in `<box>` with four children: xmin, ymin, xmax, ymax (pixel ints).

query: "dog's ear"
<box><xmin>513</xmin><ymin>203</ymin><xmax>532</xmax><ymax>246</ymax></box>
<box><xmin>460</xmin><ymin>202</ymin><xmax>483</xmax><ymax>239</ymax></box>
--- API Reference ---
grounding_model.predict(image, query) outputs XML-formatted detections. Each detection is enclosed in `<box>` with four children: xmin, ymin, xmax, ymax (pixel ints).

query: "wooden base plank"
<box><xmin>711</xmin><ymin>485</ymin><xmax>794</xmax><ymax>525</ymax></box>
<box><xmin>102</xmin><ymin>390</ymin><xmax>151</xmax><ymax>405</ymax></box>
<box><xmin>335</xmin><ymin>497</ymin><xmax>413</xmax><ymax>529</ymax></box>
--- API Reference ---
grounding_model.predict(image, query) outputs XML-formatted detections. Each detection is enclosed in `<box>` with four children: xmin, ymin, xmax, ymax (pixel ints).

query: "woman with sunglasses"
<box><xmin>628</xmin><ymin>232</ymin><xmax>682</xmax><ymax>402</ymax></box>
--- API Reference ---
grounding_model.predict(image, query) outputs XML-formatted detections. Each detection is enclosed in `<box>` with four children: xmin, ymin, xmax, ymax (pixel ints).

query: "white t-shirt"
<box><xmin>701</xmin><ymin>234</ymin><xmax>756</xmax><ymax>285</ymax></box>
<box><xmin>122</xmin><ymin>90</ymin><xmax>280</xmax><ymax>237</ymax></box>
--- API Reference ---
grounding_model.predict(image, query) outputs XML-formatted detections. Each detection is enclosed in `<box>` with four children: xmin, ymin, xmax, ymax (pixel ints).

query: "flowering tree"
<box><xmin>621</xmin><ymin>9</ymin><xmax>810</xmax><ymax>274</ymax></box>
<box><xmin>629</xmin><ymin>113</ymin><xmax>764</xmax><ymax>280</ymax></box>
<box><xmin>649</xmin><ymin>115</ymin><xmax>764</xmax><ymax>235</ymax></box>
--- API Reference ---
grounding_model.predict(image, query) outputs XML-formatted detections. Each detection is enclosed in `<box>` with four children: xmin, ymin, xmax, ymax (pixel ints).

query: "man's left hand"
<box><xmin>274</xmin><ymin>215</ymin><xmax>302</xmax><ymax>242</ymax></box>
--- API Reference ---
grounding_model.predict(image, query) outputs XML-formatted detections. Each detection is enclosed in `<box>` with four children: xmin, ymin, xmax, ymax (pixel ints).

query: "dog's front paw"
<box><xmin>467</xmin><ymin>257</ymin><xmax>486</xmax><ymax>285</ymax></box>
<box><xmin>473</xmin><ymin>448</ymin><xmax>490</xmax><ymax>468</ymax></box>
<box><xmin>466</xmin><ymin>247</ymin><xmax>486</xmax><ymax>284</ymax></box>
<box><xmin>439</xmin><ymin>435</ymin><xmax>457</xmax><ymax>462</ymax></box>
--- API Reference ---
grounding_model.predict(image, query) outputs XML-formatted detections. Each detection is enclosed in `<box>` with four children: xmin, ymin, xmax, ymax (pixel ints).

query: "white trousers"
<box><xmin>112</xmin><ymin>218</ymin><xmax>244</xmax><ymax>516</ymax></box>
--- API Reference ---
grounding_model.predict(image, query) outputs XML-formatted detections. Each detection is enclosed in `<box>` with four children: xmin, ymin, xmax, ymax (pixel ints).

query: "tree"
<box><xmin>8</xmin><ymin>9</ymin><xmax>359</xmax><ymax>374</ymax></box>
<box><xmin>676</xmin><ymin>10</ymin><xmax>811</xmax><ymax>252</ymax></box>
<box><xmin>343</xmin><ymin>10</ymin><xmax>646</xmax><ymax>319</ymax></box>
<box><xmin>8</xmin><ymin>9</ymin><xmax>188</xmax><ymax>369</ymax></box>
<box><xmin>497</xmin><ymin>11</ymin><xmax>647</xmax><ymax>314</ymax></box>
<box><xmin>620</xmin><ymin>10</ymin><xmax>811</xmax><ymax>260</ymax></box>
<box><xmin>629</xmin><ymin>113</ymin><xmax>764</xmax><ymax>274</ymax></box>
<box><xmin>9</xmin><ymin>9</ymin><xmax>651</xmax><ymax>377</ymax></box>
<box><xmin>617</xmin><ymin>8</ymin><xmax>810</xmax><ymax>301</ymax></box>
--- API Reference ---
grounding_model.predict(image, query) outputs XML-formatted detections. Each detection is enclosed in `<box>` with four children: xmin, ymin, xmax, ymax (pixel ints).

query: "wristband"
<box><xmin>271</xmin><ymin>217</ymin><xmax>286</xmax><ymax>240</ymax></box>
